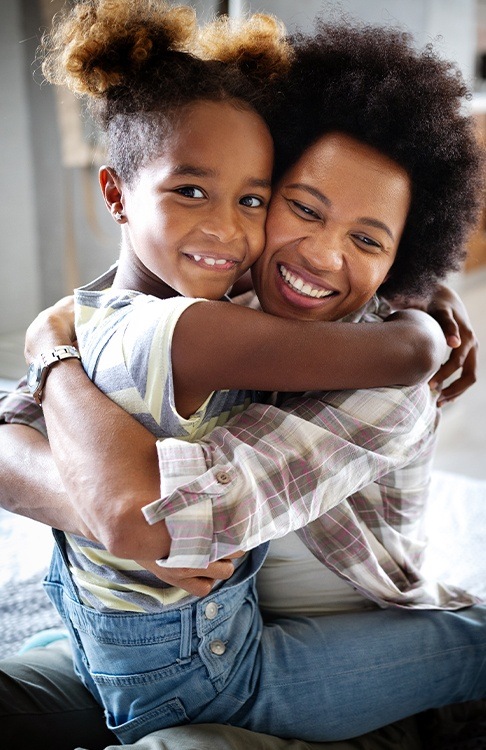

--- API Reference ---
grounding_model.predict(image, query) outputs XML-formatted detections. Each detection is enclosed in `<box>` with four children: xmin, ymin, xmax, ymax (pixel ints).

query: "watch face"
<box><xmin>27</xmin><ymin>360</ymin><xmax>43</xmax><ymax>394</ymax></box>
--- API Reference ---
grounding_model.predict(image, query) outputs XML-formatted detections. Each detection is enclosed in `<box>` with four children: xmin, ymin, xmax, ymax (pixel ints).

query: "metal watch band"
<box><xmin>28</xmin><ymin>345</ymin><xmax>82</xmax><ymax>405</ymax></box>
<box><xmin>39</xmin><ymin>345</ymin><xmax>81</xmax><ymax>369</ymax></box>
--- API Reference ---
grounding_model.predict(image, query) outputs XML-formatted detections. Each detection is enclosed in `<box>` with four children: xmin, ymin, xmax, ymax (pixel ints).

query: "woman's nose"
<box><xmin>299</xmin><ymin>233</ymin><xmax>344</xmax><ymax>272</ymax></box>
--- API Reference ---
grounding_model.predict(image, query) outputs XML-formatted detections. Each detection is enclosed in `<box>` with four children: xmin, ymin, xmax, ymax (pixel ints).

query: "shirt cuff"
<box><xmin>142</xmin><ymin>438</ymin><xmax>236</xmax><ymax>568</ymax></box>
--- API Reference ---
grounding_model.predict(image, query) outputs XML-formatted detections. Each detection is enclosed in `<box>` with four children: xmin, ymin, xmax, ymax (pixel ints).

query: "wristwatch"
<box><xmin>27</xmin><ymin>345</ymin><xmax>82</xmax><ymax>405</ymax></box>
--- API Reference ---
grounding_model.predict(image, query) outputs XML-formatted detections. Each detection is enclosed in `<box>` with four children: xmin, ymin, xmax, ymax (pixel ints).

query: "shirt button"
<box><xmin>204</xmin><ymin>602</ymin><xmax>219</xmax><ymax>620</ymax></box>
<box><xmin>215</xmin><ymin>471</ymin><xmax>231</xmax><ymax>485</ymax></box>
<box><xmin>209</xmin><ymin>639</ymin><xmax>226</xmax><ymax>656</ymax></box>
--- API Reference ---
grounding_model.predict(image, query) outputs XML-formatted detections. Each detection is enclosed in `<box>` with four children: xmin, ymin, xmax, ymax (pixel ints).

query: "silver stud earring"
<box><xmin>114</xmin><ymin>210</ymin><xmax>124</xmax><ymax>222</ymax></box>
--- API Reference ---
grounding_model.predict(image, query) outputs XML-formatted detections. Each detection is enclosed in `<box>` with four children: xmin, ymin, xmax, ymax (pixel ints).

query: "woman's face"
<box><xmin>253</xmin><ymin>132</ymin><xmax>412</xmax><ymax>321</ymax></box>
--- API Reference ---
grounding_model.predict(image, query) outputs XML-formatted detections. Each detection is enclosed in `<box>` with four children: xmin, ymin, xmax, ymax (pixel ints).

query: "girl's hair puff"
<box><xmin>196</xmin><ymin>13</ymin><xmax>293</xmax><ymax>81</ymax></box>
<box><xmin>40</xmin><ymin>0</ymin><xmax>281</xmax><ymax>185</ymax></box>
<box><xmin>42</xmin><ymin>0</ymin><xmax>197</xmax><ymax>98</ymax></box>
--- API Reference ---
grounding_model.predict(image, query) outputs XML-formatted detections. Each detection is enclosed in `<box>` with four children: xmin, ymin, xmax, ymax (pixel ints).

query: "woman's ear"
<box><xmin>99</xmin><ymin>166</ymin><xmax>126</xmax><ymax>223</ymax></box>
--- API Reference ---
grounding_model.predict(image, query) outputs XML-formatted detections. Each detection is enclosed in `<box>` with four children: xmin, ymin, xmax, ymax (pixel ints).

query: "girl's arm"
<box><xmin>170</xmin><ymin>301</ymin><xmax>446</xmax><ymax>417</ymax></box>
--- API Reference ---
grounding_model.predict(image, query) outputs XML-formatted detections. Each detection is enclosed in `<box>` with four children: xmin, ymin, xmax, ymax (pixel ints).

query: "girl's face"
<box><xmin>253</xmin><ymin>132</ymin><xmax>411</xmax><ymax>321</ymax></box>
<box><xmin>112</xmin><ymin>100</ymin><xmax>273</xmax><ymax>299</ymax></box>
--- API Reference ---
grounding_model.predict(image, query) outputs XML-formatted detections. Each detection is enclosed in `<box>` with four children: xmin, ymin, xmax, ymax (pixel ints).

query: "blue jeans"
<box><xmin>45</xmin><ymin>532</ymin><xmax>486</xmax><ymax>745</ymax></box>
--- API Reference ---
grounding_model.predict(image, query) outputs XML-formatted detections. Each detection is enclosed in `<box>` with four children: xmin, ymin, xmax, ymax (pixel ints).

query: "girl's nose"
<box><xmin>201</xmin><ymin>204</ymin><xmax>243</xmax><ymax>243</ymax></box>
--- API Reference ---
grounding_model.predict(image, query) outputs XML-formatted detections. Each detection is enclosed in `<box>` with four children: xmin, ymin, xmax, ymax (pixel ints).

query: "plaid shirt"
<box><xmin>144</xmin><ymin>385</ymin><xmax>478</xmax><ymax>610</ymax></box>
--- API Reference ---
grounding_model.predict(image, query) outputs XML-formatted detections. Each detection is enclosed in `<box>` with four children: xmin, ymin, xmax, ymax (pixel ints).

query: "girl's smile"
<box><xmin>107</xmin><ymin>99</ymin><xmax>273</xmax><ymax>300</ymax></box>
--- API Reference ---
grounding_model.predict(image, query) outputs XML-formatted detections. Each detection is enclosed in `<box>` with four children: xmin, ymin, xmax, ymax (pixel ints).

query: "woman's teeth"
<box><xmin>279</xmin><ymin>265</ymin><xmax>333</xmax><ymax>298</ymax></box>
<box><xmin>190</xmin><ymin>254</ymin><xmax>232</xmax><ymax>266</ymax></box>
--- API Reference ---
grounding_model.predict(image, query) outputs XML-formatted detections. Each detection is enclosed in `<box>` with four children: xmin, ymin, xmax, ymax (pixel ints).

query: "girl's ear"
<box><xmin>99</xmin><ymin>166</ymin><xmax>126</xmax><ymax>223</ymax></box>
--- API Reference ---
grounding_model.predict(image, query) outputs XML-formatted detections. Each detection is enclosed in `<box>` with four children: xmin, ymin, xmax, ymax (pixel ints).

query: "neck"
<box><xmin>113</xmin><ymin>251</ymin><xmax>178</xmax><ymax>300</ymax></box>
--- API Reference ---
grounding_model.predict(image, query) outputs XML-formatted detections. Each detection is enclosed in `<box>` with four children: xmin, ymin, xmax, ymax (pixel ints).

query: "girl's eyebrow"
<box><xmin>286</xmin><ymin>182</ymin><xmax>395</xmax><ymax>240</ymax></box>
<box><xmin>170</xmin><ymin>164</ymin><xmax>217</xmax><ymax>178</ymax></box>
<box><xmin>169</xmin><ymin>165</ymin><xmax>271</xmax><ymax>190</ymax></box>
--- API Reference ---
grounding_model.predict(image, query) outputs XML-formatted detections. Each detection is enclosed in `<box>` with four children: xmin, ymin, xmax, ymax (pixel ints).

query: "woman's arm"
<box><xmin>0</xmin><ymin>423</ymin><xmax>87</xmax><ymax>533</ymax></box>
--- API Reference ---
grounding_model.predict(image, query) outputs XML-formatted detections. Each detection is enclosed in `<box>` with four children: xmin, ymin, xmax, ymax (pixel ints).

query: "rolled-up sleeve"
<box><xmin>144</xmin><ymin>385</ymin><xmax>437</xmax><ymax>568</ymax></box>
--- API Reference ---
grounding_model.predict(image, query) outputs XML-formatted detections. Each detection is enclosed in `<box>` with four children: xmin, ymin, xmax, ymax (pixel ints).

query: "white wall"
<box><xmin>0</xmin><ymin>0</ymin><xmax>40</xmax><ymax>334</ymax></box>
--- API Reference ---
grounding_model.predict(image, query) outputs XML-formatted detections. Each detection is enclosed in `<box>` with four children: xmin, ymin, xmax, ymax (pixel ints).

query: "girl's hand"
<box><xmin>25</xmin><ymin>296</ymin><xmax>76</xmax><ymax>364</ymax></box>
<box><xmin>136</xmin><ymin>552</ymin><xmax>244</xmax><ymax>597</ymax></box>
<box><xmin>426</xmin><ymin>284</ymin><xmax>478</xmax><ymax>406</ymax></box>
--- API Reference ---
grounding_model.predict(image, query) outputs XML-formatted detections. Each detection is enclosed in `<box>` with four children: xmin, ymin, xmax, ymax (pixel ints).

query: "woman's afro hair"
<box><xmin>270</xmin><ymin>20</ymin><xmax>485</xmax><ymax>298</ymax></box>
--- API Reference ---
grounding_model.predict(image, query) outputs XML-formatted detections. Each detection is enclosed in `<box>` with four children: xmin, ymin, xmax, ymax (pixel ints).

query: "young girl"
<box><xmin>21</xmin><ymin>0</ymin><xmax>484</xmax><ymax>744</ymax></box>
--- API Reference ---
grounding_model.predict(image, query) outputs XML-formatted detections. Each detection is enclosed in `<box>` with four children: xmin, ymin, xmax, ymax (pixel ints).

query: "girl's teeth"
<box><xmin>279</xmin><ymin>265</ymin><xmax>333</xmax><ymax>299</ymax></box>
<box><xmin>190</xmin><ymin>254</ymin><xmax>231</xmax><ymax>266</ymax></box>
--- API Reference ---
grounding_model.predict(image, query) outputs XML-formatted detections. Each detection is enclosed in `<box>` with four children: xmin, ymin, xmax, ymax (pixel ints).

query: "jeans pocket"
<box><xmin>105</xmin><ymin>695</ymin><xmax>189</xmax><ymax>744</ymax></box>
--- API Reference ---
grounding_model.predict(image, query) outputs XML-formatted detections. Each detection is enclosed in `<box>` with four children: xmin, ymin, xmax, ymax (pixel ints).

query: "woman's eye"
<box><xmin>240</xmin><ymin>195</ymin><xmax>264</xmax><ymax>208</ymax></box>
<box><xmin>176</xmin><ymin>186</ymin><xmax>205</xmax><ymax>199</ymax></box>
<box><xmin>289</xmin><ymin>200</ymin><xmax>320</xmax><ymax>220</ymax></box>
<box><xmin>353</xmin><ymin>234</ymin><xmax>382</xmax><ymax>251</ymax></box>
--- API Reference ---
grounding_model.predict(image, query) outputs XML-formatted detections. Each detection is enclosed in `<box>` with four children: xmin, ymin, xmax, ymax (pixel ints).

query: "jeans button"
<box><xmin>205</xmin><ymin>601</ymin><xmax>219</xmax><ymax>620</ymax></box>
<box><xmin>209</xmin><ymin>639</ymin><xmax>226</xmax><ymax>655</ymax></box>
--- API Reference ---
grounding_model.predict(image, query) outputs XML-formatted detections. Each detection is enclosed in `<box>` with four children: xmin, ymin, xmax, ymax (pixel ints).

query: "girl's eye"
<box><xmin>288</xmin><ymin>200</ymin><xmax>320</xmax><ymax>220</ymax></box>
<box><xmin>240</xmin><ymin>195</ymin><xmax>265</xmax><ymax>208</ymax></box>
<box><xmin>176</xmin><ymin>186</ymin><xmax>205</xmax><ymax>199</ymax></box>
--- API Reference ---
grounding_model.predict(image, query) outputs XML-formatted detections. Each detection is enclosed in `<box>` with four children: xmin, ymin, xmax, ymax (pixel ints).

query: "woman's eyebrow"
<box><xmin>357</xmin><ymin>217</ymin><xmax>395</xmax><ymax>241</ymax></box>
<box><xmin>286</xmin><ymin>182</ymin><xmax>331</xmax><ymax>206</ymax></box>
<box><xmin>287</xmin><ymin>182</ymin><xmax>395</xmax><ymax>240</ymax></box>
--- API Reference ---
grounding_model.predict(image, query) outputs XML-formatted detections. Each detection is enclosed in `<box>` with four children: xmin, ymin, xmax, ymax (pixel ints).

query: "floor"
<box><xmin>1</xmin><ymin>268</ymin><xmax>485</xmax><ymax>478</ymax></box>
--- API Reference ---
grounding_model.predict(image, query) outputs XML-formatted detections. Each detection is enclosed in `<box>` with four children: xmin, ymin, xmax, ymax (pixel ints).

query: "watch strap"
<box><xmin>31</xmin><ymin>345</ymin><xmax>81</xmax><ymax>404</ymax></box>
<box><xmin>38</xmin><ymin>345</ymin><xmax>81</xmax><ymax>369</ymax></box>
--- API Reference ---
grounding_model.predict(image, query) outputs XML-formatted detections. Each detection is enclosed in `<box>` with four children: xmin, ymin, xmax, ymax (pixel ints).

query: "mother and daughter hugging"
<box><xmin>0</xmin><ymin>2</ymin><xmax>485</xmax><ymax>750</ymax></box>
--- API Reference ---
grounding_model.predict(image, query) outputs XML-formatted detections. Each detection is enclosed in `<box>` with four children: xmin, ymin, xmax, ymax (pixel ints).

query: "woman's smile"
<box><xmin>253</xmin><ymin>132</ymin><xmax>411</xmax><ymax>322</ymax></box>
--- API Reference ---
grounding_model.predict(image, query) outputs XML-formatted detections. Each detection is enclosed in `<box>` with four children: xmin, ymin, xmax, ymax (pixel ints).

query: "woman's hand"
<box><xmin>426</xmin><ymin>284</ymin><xmax>478</xmax><ymax>406</ymax></box>
<box><xmin>25</xmin><ymin>295</ymin><xmax>76</xmax><ymax>364</ymax></box>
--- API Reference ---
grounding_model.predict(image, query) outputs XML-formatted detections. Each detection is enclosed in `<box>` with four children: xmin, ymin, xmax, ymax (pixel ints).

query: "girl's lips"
<box><xmin>276</xmin><ymin>263</ymin><xmax>338</xmax><ymax>308</ymax></box>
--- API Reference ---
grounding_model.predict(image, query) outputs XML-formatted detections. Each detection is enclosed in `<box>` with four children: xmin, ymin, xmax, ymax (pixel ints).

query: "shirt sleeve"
<box><xmin>0</xmin><ymin>378</ymin><xmax>47</xmax><ymax>437</ymax></box>
<box><xmin>144</xmin><ymin>384</ymin><xmax>438</xmax><ymax>568</ymax></box>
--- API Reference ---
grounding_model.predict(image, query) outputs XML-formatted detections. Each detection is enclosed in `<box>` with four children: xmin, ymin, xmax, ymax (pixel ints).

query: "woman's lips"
<box><xmin>278</xmin><ymin>264</ymin><xmax>335</xmax><ymax>299</ymax></box>
<box><xmin>275</xmin><ymin>263</ymin><xmax>338</xmax><ymax>308</ymax></box>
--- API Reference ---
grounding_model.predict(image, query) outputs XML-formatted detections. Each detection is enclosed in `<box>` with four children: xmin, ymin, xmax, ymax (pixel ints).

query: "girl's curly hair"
<box><xmin>41</xmin><ymin>0</ymin><xmax>290</xmax><ymax>184</ymax></box>
<box><xmin>270</xmin><ymin>21</ymin><xmax>485</xmax><ymax>298</ymax></box>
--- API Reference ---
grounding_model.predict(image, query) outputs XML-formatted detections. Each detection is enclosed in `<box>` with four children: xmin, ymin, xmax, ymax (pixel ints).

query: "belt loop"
<box><xmin>178</xmin><ymin>605</ymin><xmax>193</xmax><ymax>664</ymax></box>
